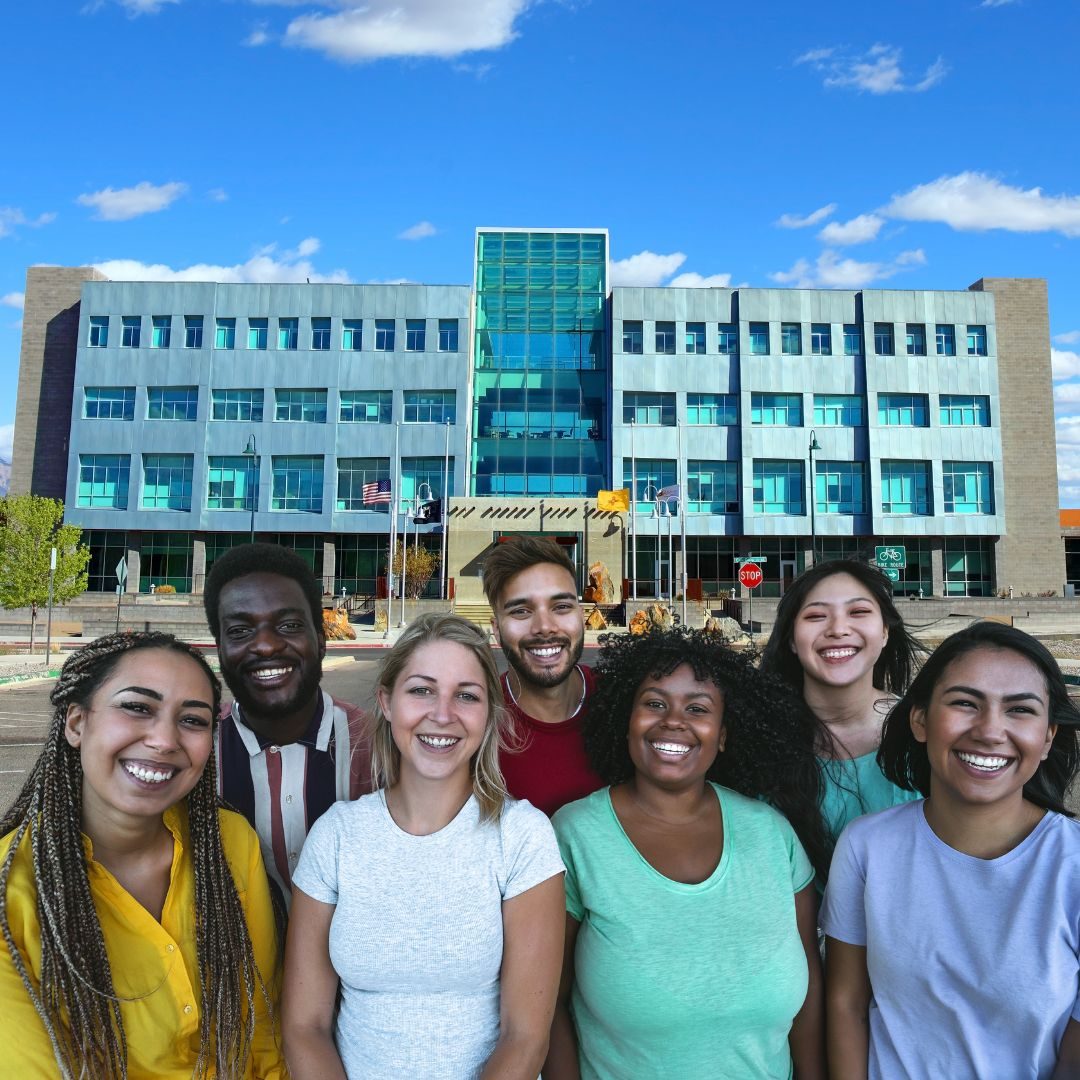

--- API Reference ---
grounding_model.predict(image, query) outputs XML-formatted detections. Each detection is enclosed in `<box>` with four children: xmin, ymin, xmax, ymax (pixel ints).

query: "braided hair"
<box><xmin>585</xmin><ymin>628</ymin><xmax>831</xmax><ymax>880</ymax></box>
<box><xmin>0</xmin><ymin>631</ymin><xmax>269</xmax><ymax>1079</ymax></box>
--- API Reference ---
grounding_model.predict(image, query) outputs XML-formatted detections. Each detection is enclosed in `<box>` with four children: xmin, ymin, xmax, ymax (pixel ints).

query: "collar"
<box><xmin>230</xmin><ymin>689</ymin><xmax>331</xmax><ymax>757</ymax></box>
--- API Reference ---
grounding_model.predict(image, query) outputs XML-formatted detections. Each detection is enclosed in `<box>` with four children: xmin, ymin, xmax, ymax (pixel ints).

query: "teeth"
<box><xmin>124</xmin><ymin>763</ymin><xmax>175</xmax><ymax>783</ymax></box>
<box><xmin>651</xmin><ymin>741</ymin><xmax>692</xmax><ymax>755</ymax></box>
<box><xmin>957</xmin><ymin>751</ymin><xmax>1010</xmax><ymax>771</ymax></box>
<box><xmin>251</xmin><ymin>667</ymin><xmax>292</xmax><ymax>680</ymax></box>
<box><xmin>529</xmin><ymin>646</ymin><xmax>562</xmax><ymax>658</ymax></box>
<box><xmin>821</xmin><ymin>648</ymin><xmax>857</xmax><ymax>659</ymax></box>
<box><xmin>418</xmin><ymin>735</ymin><xmax>459</xmax><ymax>749</ymax></box>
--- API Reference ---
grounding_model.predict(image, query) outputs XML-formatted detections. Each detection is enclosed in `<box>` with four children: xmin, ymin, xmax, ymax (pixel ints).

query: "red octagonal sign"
<box><xmin>738</xmin><ymin>562</ymin><xmax>763</xmax><ymax>589</ymax></box>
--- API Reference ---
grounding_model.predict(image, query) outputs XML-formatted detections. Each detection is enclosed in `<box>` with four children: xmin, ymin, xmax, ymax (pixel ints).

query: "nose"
<box><xmin>531</xmin><ymin>606</ymin><xmax>558</xmax><ymax>635</ymax></box>
<box><xmin>428</xmin><ymin>691</ymin><xmax>454</xmax><ymax>726</ymax></box>
<box><xmin>145</xmin><ymin>716</ymin><xmax>182</xmax><ymax>754</ymax></box>
<box><xmin>249</xmin><ymin>623</ymin><xmax>285</xmax><ymax>656</ymax></box>
<box><xmin>970</xmin><ymin>707</ymin><xmax>1008</xmax><ymax>743</ymax></box>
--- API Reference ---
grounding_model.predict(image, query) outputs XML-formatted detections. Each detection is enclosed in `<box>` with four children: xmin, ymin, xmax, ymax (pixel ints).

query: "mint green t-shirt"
<box><xmin>552</xmin><ymin>783</ymin><xmax>814</xmax><ymax>1080</ymax></box>
<box><xmin>819</xmin><ymin>751</ymin><xmax>920</xmax><ymax>849</ymax></box>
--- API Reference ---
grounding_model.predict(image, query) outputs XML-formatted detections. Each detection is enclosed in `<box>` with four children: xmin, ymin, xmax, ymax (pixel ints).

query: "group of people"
<box><xmin>0</xmin><ymin>537</ymin><xmax>1078</xmax><ymax>1078</ymax></box>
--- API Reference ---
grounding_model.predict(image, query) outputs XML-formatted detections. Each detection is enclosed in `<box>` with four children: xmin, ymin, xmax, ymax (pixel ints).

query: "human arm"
<box><xmin>0</xmin><ymin>938</ymin><xmax>62</xmax><ymax>1074</ymax></box>
<box><xmin>789</xmin><ymin>884</ymin><xmax>825</xmax><ymax>1079</ymax></box>
<box><xmin>479</xmin><ymin>872</ymin><xmax>565</xmax><ymax>1080</ymax></box>
<box><xmin>1052</xmin><ymin>1017</ymin><xmax>1080</xmax><ymax>1079</ymax></box>
<box><xmin>281</xmin><ymin>887</ymin><xmax>347</xmax><ymax>1080</ymax></box>
<box><xmin>824</xmin><ymin>938</ymin><xmax>870</xmax><ymax>1080</ymax></box>
<box><xmin>542</xmin><ymin>913</ymin><xmax>582</xmax><ymax>1080</ymax></box>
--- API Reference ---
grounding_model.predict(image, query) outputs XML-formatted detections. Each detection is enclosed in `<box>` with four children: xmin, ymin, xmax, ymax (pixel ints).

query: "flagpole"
<box><xmin>630</xmin><ymin>418</ymin><xmax>637</xmax><ymax>601</ymax></box>
<box><xmin>398</xmin><ymin>425</ymin><xmax>406</xmax><ymax>628</ymax></box>
<box><xmin>678</xmin><ymin>418</ymin><xmax>687</xmax><ymax>626</ymax></box>
<box><xmin>384</xmin><ymin>422</ymin><xmax>399</xmax><ymax>639</ymax></box>
<box><xmin>442</xmin><ymin>418</ymin><xmax>450</xmax><ymax>602</ymax></box>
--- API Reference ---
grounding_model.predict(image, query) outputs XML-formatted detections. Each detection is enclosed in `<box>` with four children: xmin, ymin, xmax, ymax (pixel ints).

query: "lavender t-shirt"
<box><xmin>822</xmin><ymin>801</ymin><xmax>1080</xmax><ymax>1079</ymax></box>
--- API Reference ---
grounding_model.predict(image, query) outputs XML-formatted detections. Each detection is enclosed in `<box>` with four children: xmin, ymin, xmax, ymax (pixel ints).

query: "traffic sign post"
<box><xmin>115</xmin><ymin>557</ymin><xmax>128</xmax><ymax>633</ymax></box>
<box><xmin>882</xmin><ymin>567</ymin><xmax>901</xmax><ymax>582</ymax></box>
<box><xmin>738</xmin><ymin>562</ymin><xmax>764</xmax><ymax>647</ymax></box>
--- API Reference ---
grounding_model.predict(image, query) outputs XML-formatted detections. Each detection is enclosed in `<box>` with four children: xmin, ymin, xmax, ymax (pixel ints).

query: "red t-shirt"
<box><xmin>498</xmin><ymin>664</ymin><xmax>605</xmax><ymax>817</ymax></box>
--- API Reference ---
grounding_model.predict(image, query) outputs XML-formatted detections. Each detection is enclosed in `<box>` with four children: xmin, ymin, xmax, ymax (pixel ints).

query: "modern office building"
<box><xmin>10</xmin><ymin>231</ymin><xmax>1065</xmax><ymax>601</ymax></box>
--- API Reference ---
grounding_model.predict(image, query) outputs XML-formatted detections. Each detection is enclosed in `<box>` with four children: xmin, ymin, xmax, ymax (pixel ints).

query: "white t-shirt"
<box><xmin>822</xmin><ymin>800</ymin><xmax>1080</xmax><ymax>1079</ymax></box>
<box><xmin>293</xmin><ymin>791</ymin><xmax>564</xmax><ymax>1079</ymax></box>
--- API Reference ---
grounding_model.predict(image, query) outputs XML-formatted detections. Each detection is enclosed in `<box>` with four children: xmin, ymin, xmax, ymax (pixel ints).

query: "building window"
<box><xmin>749</xmin><ymin>322</ymin><xmax>770</xmax><ymax>355</ymax></box>
<box><xmin>211</xmin><ymin>388</ymin><xmax>264</xmax><ymax>422</ymax></box>
<box><xmin>141</xmin><ymin>454</ymin><xmax>193</xmax><ymax>511</ymax></box>
<box><xmin>336</xmin><ymin>457</ymin><xmax>391</xmax><ymax>511</ymax></box>
<box><xmin>121</xmin><ymin>316</ymin><xmax>141</xmax><ymax>348</ymax></box>
<box><xmin>278</xmin><ymin>317</ymin><xmax>299</xmax><ymax>350</ymax></box>
<box><xmin>813</xmin><ymin>394</ymin><xmax>863</xmax><ymax>427</ymax></box>
<box><xmin>207</xmin><ymin>456</ymin><xmax>258</xmax><ymax>511</ymax></box>
<box><xmin>215</xmin><ymin>318</ymin><xmax>236</xmax><ymax>349</ymax></box>
<box><xmin>622</xmin><ymin>320</ymin><xmax>644</xmax><ymax>354</ymax></box>
<box><xmin>406</xmin><ymin>319</ymin><xmax>426</xmax><ymax>351</ymax></box>
<box><xmin>78</xmin><ymin>455</ymin><xmax>130</xmax><ymax>509</ymax></box>
<box><xmin>944</xmin><ymin>461</ymin><xmax>994</xmax><ymax>514</ymax></box>
<box><xmin>940</xmin><ymin>394</ymin><xmax>991</xmax><ymax>426</ymax></box>
<box><xmin>906</xmin><ymin>323</ymin><xmax>926</xmax><ymax>356</ymax></box>
<box><xmin>622</xmin><ymin>458</ymin><xmax>677</xmax><ymax>512</ymax></box>
<box><xmin>88</xmin><ymin>316</ymin><xmax>109</xmax><ymax>347</ymax></box>
<box><xmin>340</xmin><ymin>390</ymin><xmax>392</xmax><ymax>423</ymax></box>
<box><xmin>184</xmin><ymin>316</ymin><xmax>203</xmax><ymax>349</ymax></box>
<box><xmin>275</xmin><ymin>389</ymin><xmax>327</xmax><ymax>423</ymax></box>
<box><xmin>311</xmin><ymin>317</ymin><xmax>331</xmax><ymax>351</ymax></box>
<box><xmin>624</xmin><ymin>392</ymin><xmax>675</xmax><ymax>426</ymax></box>
<box><xmin>151</xmin><ymin>316</ymin><xmax>171</xmax><ymax>349</ymax></box>
<box><xmin>402</xmin><ymin>456</ymin><xmax>455</xmax><ymax>502</ymax></box>
<box><xmin>343</xmin><ymin>319</ymin><xmax>363</xmax><ymax>351</ymax></box>
<box><xmin>687</xmin><ymin>392</ymin><xmax>737</xmax><ymax>426</ymax></box>
<box><xmin>944</xmin><ymin>538</ymin><xmax>994</xmax><ymax>597</ymax></box>
<box><xmin>815</xmin><ymin>460</ymin><xmax>867</xmax><ymax>514</ymax></box>
<box><xmin>375</xmin><ymin>319</ymin><xmax>395</xmax><ymax>351</ymax></box>
<box><xmin>781</xmin><ymin>323</ymin><xmax>801</xmax><ymax>355</ymax></box>
<box><xmin>655</xmin><ymin>321</ymin><xmax>676</xmax><ymax>354</ymax></box>
<box><xmin>247</xmin><ymin>318</ymin><xmax>268</xmax><ymax>350</ymax></box>
<box><xmin>751</xmin><ymin>392</ymin><xmax>803</xmax><ymax>426</ymax></box>
<box><xmin>880</xmin><ymin>460</ymin><xmax>931</xmax><ymax>515</ymax></box>
<box><xmin>874</xmin><ymin>323</ymin><xmax>894</xmax><ymax>355</ymax></box>
<box><xmin>404</xmin><ymin>390</ymin><xmax>456</xmax><ymax>424</ymax></box>
<box><xmin>147</xmin><ymin>386</ymin><xmax>198</xmax><ymax>421</ymax></box>
<box><xmin>687</xmin><ymin>460</ymin><xmax>739</xmax><ymax>513</ymax></box>
<box><xmin>877</xmin><ymin>393</ymin><xmax>929</xmax><ymax>427</ymax></box>
<box><xmin>439</xmin><ymin>319</ymin><xmax>459</xmax><ymax>352</ymax></box>
<box><xmin>936</xmin><ymin>323</ymin><xmax>956</xmax><ymax>356</ymax></box>
<box><xmin>752</xmin><ymin>460</ymin><xmax>804</xmax><ymax>514</ymax></box>
<box><xmin>718</xmin><ymin>324</ymin><xmax>738</xmax><ymax>354</ymax></box>
<box><xmin>967</xmin><ymin>324</ymin><xmax>988</xmax><ymax>356</ymax></box>
<box><xmin>685</xmin><ymin>322</ymin><xmax>706</xmax><ymax>354</ymax></box>
<box><xmin>271</xmin><ymin>456</ymin><xmax>324</xmax><ymax>512</ymax></box>
<box><xmin>84</xmin><ymin>387</ymin><xmax>135</xmax><ymax>420</ymax></box>
<box><xmin>811</xmin><ymin>323</ymin><xmax>832</xmax><ymax>356</ymax></box>
<box><xmin>843</xmin><ymin>324</ymin><xmax>862</xmax><ymax>356</ymax></box>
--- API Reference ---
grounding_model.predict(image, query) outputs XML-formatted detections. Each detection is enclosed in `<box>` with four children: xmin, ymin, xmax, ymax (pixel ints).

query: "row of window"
<box><xmin>623</xmin><ymin>392</ymin><xmax>991</xmax><ymax>428</ymax></box>
<box><xmin>86</xmin><ymin>316</ymin><xmax>461</xmax><ymax>353</ymax></box>
<box><xmin>77</xmin><ymin>455</ymin><xmax>454</xmax><ymax>514</ymax></box>
<box><xmin>83</xmin><ymin>387</ymin><xmax>457</xmax><ymax>425</ymax></box>
<box><xmin>621</xmin><ymin>320</ymin><xmax>988</xmax><ymax>358</ymax></box>
<box><xmin>623</xmin><ymin>459</ymin><xmax>995</xmax><ymax>516</ymax></box>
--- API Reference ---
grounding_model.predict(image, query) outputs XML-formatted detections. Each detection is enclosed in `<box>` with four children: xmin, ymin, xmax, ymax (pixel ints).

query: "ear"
<box><xmin>910</xmin><ymin>705</ymin><xmax>928</xmax><ymax>744</ymax></box>
<box><xmin>1041</xmin><ymin>723</ymin><xmax>1058</xmax><ymax>761</ymax></box>
<box><xmin>376</xmin><ymin>686</ymin><xmax>390</xmax><ymax>720</ymax></box>
<box><xmin>716</xmin><ymin>723</ymin><xmax>728</xmax><ymax>754</ymax></box>
<box><xmin>64</xmin><ymin>704</ymin><xmax>86</xmax><ymax>748</ymax></box>
<box><xmin>490</xmin><ymin>617</ymin><xmax>502</xmax><ymax>646</ymax></box>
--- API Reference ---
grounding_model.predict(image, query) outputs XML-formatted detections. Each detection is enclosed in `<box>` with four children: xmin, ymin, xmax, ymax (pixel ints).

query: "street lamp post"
<box><xmin>642</xmin><ymin>483</ymin><xmax>660</xmax><ymax>598</ymax></box>
<box><xmin>242</xmin><ymin>434</ymin><xmax>258</xmax><ymax>543</ymax></box>
<box><xmin>808</xmin><ymin>429</ymin><xmax>822</xmax><ymax>566</ymax></box>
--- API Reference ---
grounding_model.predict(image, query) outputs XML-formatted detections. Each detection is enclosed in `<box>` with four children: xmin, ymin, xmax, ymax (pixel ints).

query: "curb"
<box><xmin>0</xmin><ymin>669</ymin><xmax>61</xmax><ymax>688</ymax></box>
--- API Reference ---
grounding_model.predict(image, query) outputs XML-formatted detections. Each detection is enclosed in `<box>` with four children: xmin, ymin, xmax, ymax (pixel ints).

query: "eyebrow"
<box><xmin>405</xmin><ymin>673</ymin><xmax>484</xmax><ymax>690</ymax></box>
<box><xmin>638</xmin><ymin>685</ymin><xmax>716</xmax><ymax>700</ymax></box>
<box><xmin>114</xmin><ymin>686</ymin><xmax>213</xmax><ymax>711</ymax></box>
<box><xmin>501</xmin><ymin>591</ymin><xmax>579</xmax><ymax>609</ymax></box>
<box><xmin>801</xmin><ymin>597</ymin><xmax>875</xmax><ymax>608</ymax></box>
<box><xmin>222</xmin><ymin>607</ymin><xmax>309</xmax><ymax>621</ymax></box>
<box><xmin>942</xmin><ymin>684</ymin><xmax>1046</xmax><ymax>705</ymax></box>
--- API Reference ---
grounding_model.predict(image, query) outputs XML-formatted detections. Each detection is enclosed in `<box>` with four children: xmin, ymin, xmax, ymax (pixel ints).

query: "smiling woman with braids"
<box><xmin>0</xmin><ymin>631</ymin><xmax>284</xmax><ymax>1079</ymax></box>
<box><xmin>544</xmin><ymin>628</ymin><xmax>829</xmax><ymax>1080</ymax></box>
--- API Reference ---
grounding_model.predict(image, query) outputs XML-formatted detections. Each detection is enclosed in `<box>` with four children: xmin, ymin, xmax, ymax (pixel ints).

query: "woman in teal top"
<box><xmin>544</xmin><ymin>629</ymin><xmax>829</xmax><ymax>1079</ymax></box>
<box><xmin>760</xmin><ymin>559</ymin><xmax>925</xmax><ymax>858</ymax></box>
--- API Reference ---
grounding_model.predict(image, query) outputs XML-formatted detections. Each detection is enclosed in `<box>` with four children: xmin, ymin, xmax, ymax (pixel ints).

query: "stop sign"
<box><xmin>738</xmin><ymin>562</ymin><xmax>763</xmax><ymax>589</ymax></box>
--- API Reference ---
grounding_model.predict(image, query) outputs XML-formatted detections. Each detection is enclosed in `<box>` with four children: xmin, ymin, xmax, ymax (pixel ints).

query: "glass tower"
<box><xmin>472</xmin><ymin>229</ymin><xmax>608</xmax><ymax>496</ymax></box>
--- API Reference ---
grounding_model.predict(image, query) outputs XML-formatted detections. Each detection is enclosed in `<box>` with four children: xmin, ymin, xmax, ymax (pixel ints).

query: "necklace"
<box><xmin>506</xmin><ymin>664</ymin><xmax>586</xmax><ymax>719</ymax></box>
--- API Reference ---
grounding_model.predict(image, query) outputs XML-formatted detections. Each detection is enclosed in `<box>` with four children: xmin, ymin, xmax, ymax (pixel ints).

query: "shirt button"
<box><xmin>183</xmin><ymin>1005</ymin><xmax>193</xmax><ymax>1015</ymax></box>
<box><xmin>166</xmin><ymin>944</ymin><xmax>175</xmax><ymax>953</ymax></box>
<box><xmin>285</xmin><ymin>794</ymin><xmax>293</xmax><ymax>804</ymax></box>
<box><xmin>269</xmin><ymin>745</ymin><xmax>280</xmax><ymax>754</ymax></box>
<box><xmin>289</xmin><ymin>852</ymin><xmax>298</xmax><ymax>862</ymax></box>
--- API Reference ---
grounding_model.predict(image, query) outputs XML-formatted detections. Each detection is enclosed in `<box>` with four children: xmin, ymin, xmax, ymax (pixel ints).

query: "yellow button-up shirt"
<box><xmin>0</xmin><ymin>805</ymin><xmax>285</xmax><ymax>1078</ymax></box>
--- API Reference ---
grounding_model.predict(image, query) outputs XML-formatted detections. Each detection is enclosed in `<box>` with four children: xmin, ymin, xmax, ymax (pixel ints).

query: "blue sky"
<box><xmin>3</xmin><ymin>0</ymin><xmax>1080</xmax><ymax>499</ymax></box>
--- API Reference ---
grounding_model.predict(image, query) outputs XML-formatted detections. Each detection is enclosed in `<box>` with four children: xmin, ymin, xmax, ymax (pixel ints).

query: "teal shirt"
<box><xmin>819</xmin><ymin>751</ymin><xmax>920</xmax><ymax>850</ymax></box>
<box><xmin>553</xmin><ymin>784</ymin><xmax>814</xmax><ymax>1080</ymax></box>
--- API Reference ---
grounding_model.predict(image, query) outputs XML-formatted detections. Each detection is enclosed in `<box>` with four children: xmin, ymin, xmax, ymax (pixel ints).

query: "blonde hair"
<box><xmin>369</xmin><ymin>614</ymin><xmax>510</xmax><ymax>821</ymax></box>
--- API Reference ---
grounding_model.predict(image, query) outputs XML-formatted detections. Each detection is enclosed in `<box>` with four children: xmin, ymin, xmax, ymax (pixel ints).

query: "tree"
<box><xmin>390</xmin><ymin>539</ymin><xmax>441</xmax><ymax>600</ymax></box>
<box><xmin>0</xmin><ymin>495</ymin><xmax>91</xmax><ymax>654</ymax></box>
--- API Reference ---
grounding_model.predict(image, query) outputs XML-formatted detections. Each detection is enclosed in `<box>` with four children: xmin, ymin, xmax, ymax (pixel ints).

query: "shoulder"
<box><xmin>837</xmin><ymin>799</ymin><xmax>921</xmax><ymax>853</ymax></box>
<box><xmin>499</xmin><ymin>797</ymin><xmax>557</xmax><ymax>840</ymax></box>
<box><xmin>330</xmin><ymin>694</ymin><xmax>368</xmax><ymax>730</ymax></box>
<box><xmin>714</xmin><ymin>784</ymin><xmax>792</xmax><ymax>831</ymax></box>
<box><xmin>580</xmin><ymin>664</ymin><xmax>598</xmax><ymax>692</ymax></box>
<box><xmin>217</xmin><ymin>807</ymin><xmax>260</xmax><ymax>849</ymax></box>
<box><xmin>552</xmin><ymin>788</ymin><xmax>609</xmax><ymax>839</ymax></box>
<box><xmin>0</xmin><ymin>827</ymin><xmax>32</xmax><ymax>884</ymax></box>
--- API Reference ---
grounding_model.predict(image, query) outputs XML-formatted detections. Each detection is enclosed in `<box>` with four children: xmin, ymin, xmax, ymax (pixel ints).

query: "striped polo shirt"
<box><xmin>216</xmin><ymin>688</ymin><xmax>371</xmax><ymax>905</ymax></box>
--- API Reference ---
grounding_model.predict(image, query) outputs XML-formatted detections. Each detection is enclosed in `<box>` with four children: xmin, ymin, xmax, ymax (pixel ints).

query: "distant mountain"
<box><xmin>0</xmin><ymin>459</ymin><xmax>10</xmax><ymax>497</ymax></box>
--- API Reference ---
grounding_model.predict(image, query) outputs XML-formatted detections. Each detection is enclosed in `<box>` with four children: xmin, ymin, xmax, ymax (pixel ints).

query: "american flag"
<box><xmin>362</xmin><ymin>478</ymin><xmax>392</xmax><ymax>505</ymax></box>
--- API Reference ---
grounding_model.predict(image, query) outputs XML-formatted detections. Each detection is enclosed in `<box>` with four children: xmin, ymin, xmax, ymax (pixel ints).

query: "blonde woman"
<box><xmin>283</xmin><ymin>613</ymin><xmax>565</xmax><ymax>1079</ymax></box>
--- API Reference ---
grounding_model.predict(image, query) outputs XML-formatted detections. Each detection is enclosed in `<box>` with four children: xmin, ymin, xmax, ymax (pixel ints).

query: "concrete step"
<box><xmin>453</xmin><ymin>603</ymin><xmax>494</xmax><ymax>629</ymax></box>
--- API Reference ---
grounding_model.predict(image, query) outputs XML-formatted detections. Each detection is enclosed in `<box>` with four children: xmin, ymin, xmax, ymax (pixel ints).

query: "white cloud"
<box><xmin>208</xmin><ymin>188</ymin><xmax>229</xmax><ymax>202</ymax></box>
<box><xmin>817</xmin><ymin>213</ymin><xmax>885</xmax><ymax>246</ymax></box>
<box><xmin>775</xmin><ymin>203</ymin><xmax>837</xmax><ymax>229</ymax></box>
<box><xmin>884</xmin><ymin>172</ymin><xmax>1080</xmax><ymax>237</ymax></box>
<box><xmin>118</xmin><ymin>0</ymin><xmax>180</xmax><ymax>13</ymax></box>
<box><xmin>798</xmin><ymin>43</ymin><xmax>948</xmax><ymax>94</ymax></box>
<box><xmin>0</xmin><ymin>424</ymin><xmax>12</xmax><ymax>462</ymax></box>
<box><xmin>1052</xmin><ymin>349</ymin><xmax>1080</xmax><ymax>381</ymax></box>
<box><xmin>243</xmin><ymin>24</ymin><xmax>270</xmax><ymax>45</ymax></box>
<box><xmin>1054</xmin><ymin>417</ymin><xmax>1080</xmax><ymax>497</ymax></box>
<box><xmin>770</xmin><ymin>248</ymin><xmax>925</xmax><ymax>289</ymax></box>
<box><xmin>667</xmin><ymin>272</ymin><xmax>733</xmax><ymax>288</ymax></box>
<box><xmin>398</xmin><ymin>220</ymin><xmax>437</xmax><ymax>240</ymax></box>
<box><xmin>92</xmin><ymin>239</ymin><xmax>349</xmax><ymax>284</ymax></box>
<box><xmin>283</xmin><ymin>0</ymin><xmax>533</xmax><ymax>62</ymax></box>
<box><xmin>610</xmin><ymin>251</ymin><xmax>687</xmax><ymax>287</ymax></box>
<box><xmin>981</xmin><ymin>0</ymin><xmax>1019</xmax><ymax>6</ymax></box>
<box><xmin>77</xmin><ymin>181</ymin><xmax>188</xmax><ymax>222</ymax></box>
<box><xmin>1053</xmin><ymin>383</ymin><xmax>1080</xmax><ymax>406</ymax></box>
<box><xmin>1</xmin><ymin>292</ymin><xmax>24</xmax><ymax>310</ymax></box>
<box><xmin>0</xmin><ymin>207</ymin><xmax>56</xmax><ymax>238</ymax></box>
<box><xmin>1055</xmin><ymin>330</ymin><xmax>1080</xmax><ymax>345</ymax></box>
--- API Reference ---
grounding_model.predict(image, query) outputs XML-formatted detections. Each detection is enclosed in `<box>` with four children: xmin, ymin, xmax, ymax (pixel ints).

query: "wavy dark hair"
<box><xmin>586</xmin><ymin>628</ymin><xmax>830</xmax><ymax>879</ymax></box>
<box><xmin>878</xmin><ymin>621</ymin><xmax>1080</xmax><ymax>815</ymax></box>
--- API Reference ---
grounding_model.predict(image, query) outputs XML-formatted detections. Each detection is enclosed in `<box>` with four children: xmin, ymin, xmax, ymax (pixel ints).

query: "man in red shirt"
<box><xmin>483</xmin><ymin>536</ymin><xmax>603</xmax><ymax>816</ymax></box>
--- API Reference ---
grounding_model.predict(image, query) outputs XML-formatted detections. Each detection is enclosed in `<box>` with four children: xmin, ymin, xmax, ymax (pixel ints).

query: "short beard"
<box><xmin>222</xmin><ymin>661</ymin><xmax>323</xmax><ymax>729</ymax></box>
<box><xmin>504</xmin><ymin>634</ymin><xmax>585</xmax><ymax>691</ymax></box>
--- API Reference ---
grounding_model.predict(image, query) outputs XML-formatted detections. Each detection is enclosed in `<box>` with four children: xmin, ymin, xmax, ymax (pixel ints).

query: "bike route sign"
<box><xmin>875</xmin><ymin>545</ymin><xmax>906</xmax><ymax>570</ymax></box>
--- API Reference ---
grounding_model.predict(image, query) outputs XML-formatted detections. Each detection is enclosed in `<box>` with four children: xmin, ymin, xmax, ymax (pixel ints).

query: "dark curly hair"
<box><xmin>879</xmin><ymin>621</ymin><xmax>1080</xmax><ymax>814</ymax></box>
<box><xmin>586</xmin><ymin>628</ymin><xmax>830</xmax><ymax>879</ymax></box>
